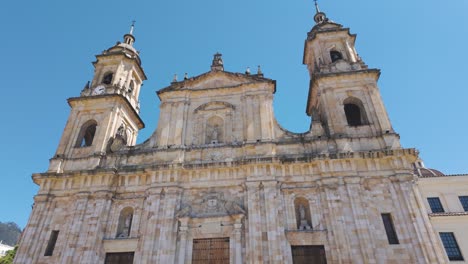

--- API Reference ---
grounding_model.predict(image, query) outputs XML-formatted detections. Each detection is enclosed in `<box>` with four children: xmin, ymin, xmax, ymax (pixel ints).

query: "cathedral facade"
<box><xmin>15</xmin><ymin>6</ymin><xmax>455</xmax><ymax>264</ymax></box>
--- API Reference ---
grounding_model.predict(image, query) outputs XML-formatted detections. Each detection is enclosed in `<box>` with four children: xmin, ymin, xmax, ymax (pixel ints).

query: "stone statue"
<box><xmin>299</xmin><ymin>204</ymin><xmax>306</xmax><ymax>220</ymax></box>
<box><xmin>298</xmin><ymin>204</ymin><xmax>311</xmax><ymax>230</ymax></box>
<box><xmin>210</xmin><ymin>125</ymin><xmax>219</xmax><ymax>143</ymax></box>
<box><xmin>123</xmin><ymin>213</ymin><xmax>132</xmax><ymax>236</ymax></box>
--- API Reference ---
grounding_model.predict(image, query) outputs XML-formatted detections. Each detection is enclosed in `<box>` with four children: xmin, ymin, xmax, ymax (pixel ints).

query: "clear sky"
<box><xmin>1</xmin><ymin>0</ymin><xmax>467</xmax><ymax>228</ymax></box>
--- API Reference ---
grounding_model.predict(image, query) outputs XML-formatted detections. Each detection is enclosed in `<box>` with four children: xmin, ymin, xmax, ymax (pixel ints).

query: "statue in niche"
<box><xmin>205</xmin><ymin>116</ymin><xmax>224</xmax><ymax>144</ymax></box>
<box><xmin>116</xmin><ymin>210</ymin><xmax>133</xmax><ymax>238</ymax></box>
<box><xmin>298</xmin><ymin>204</ymin><xmax>311</xmax><ymax>230</ymax></box>
<box><xmin>121</xmin><ymin>214</ymin><xmax>132</xmax><ymax>237</ymax></box>
<box><xmin>210</xmin><ymin>125</ymin><xmax>219</xmax><ymax>143</ymax></box>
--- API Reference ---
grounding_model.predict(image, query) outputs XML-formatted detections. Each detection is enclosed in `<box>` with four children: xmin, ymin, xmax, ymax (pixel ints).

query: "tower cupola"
<box><xmin>123</xmin><ymin>21</ymin><xmax>136</xmax><ymax>46</ymax></box>
<box><xmin>313</xmin><ymin>0</ymin><xmax>327</xmax><ymax>24</ymax></box>
<box><xmin>79</xmin><ymin>22</ymin><xmax>147</xmax><ymax>113</ymax></box>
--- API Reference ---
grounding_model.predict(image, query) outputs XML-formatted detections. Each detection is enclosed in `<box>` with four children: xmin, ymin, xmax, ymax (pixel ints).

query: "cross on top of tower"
<box><xmin>130</xmin><ymin>20</ymin><xmax>136</xmax><ymax>35</ymax></box>
<box><xmin>314</xmin><ymin>0</ymin><xmax>320</xmax><ymax>13</ymax></box>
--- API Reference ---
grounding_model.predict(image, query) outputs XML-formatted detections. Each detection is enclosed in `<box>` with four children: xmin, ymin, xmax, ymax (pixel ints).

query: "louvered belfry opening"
<box><xmin>192</xmin><ymin>237</ymin><xmax>230</xmax><ymax>264</ymax></box>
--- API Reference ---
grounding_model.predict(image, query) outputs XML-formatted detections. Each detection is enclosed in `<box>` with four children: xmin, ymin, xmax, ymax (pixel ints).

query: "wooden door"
<box><xmin>291</xmin><ymin>246</ymin><xmax>327</xmax><ymax>264</ymax></box>
<box><xmin>104</xmin><ymin>252</ymin><xmax>134</xmax><ymax>264</ymax></box>
<box><xmin>192</xmin><ymin>237</ymin><xmax>230</xmax><ymax>264</ymax></box>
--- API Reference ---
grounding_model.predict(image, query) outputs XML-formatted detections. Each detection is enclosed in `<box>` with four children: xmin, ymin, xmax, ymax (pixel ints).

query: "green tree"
<box><xmin>0</xmin><ymin>245</ymin><xmax>18</xmax><ymax>264</ymax></box>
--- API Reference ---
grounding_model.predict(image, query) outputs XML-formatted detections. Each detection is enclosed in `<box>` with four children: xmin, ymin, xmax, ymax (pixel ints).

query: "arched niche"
<box><xmin>116</xmin><ymin>207</ymin><xmax>134</xmax><ymax>238</ymax></box>
<box><xmin>205</xmin><ymin>116</ymin><xmax>224</xmax><ymax>144</ymax></box>
<box><xmin>294</xmin><ymin>197</ymin><xmax>312</xmax><ymax>230</ymax></box>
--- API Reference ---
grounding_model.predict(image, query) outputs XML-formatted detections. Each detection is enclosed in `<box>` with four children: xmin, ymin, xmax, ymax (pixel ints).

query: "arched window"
<box><xmin>102</xmin><ymin>72</ymin><xmax>113</xmax><ymax>85</ymax></box>
<box><xmin>294</xmin><ymin>197</ymin><xmax>312</xmax><ymax>230</ymax></box>
<box><xmin>76</xmin><ymin>120</ymin><xmax>97</xmax><ymax>148</ymax></box>
<box><xmin>330</xmin><ymin>50</ymin><xmax>343</xmax><ymax>62</ymax></box>
<box><xmin>205</xmin><ymin>116</ymin><xmax>224</xmax><ymax>144</ymax></box>
<box><xmin>343</xmin><ymin>97</ymin><xmax>368</xmax><ymax>126</ymax></box>
<box><xmin>116</xmin><ymin>207</ymin><xmax>133</xmax><ymax>238</ymax></box>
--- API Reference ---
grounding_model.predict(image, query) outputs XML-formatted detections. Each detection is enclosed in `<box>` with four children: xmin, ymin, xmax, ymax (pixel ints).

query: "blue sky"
<box><xmin>1</xmin><ymin>1</ymin><xmax>467</xmax><ymax>228</ymax></box>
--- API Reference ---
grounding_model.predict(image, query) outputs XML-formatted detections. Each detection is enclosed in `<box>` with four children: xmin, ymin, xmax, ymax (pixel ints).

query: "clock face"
<box><xmin>92</xmin><ymin>85</ymin><xmax>106</xmax><ymax>95</ymax></box>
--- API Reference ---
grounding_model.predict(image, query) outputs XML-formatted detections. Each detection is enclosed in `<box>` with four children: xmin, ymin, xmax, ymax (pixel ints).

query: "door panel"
<box><xmin>192</xmin><ymin>237</ymin><xmax>230</xmax><ymax>264</ymax></box>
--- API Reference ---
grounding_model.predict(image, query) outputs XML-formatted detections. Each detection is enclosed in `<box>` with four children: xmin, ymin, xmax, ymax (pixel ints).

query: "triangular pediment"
<box><xmin>158</xmin><ymin>70</ymin><xmax>273</xmax><ymax>94</ymax></box>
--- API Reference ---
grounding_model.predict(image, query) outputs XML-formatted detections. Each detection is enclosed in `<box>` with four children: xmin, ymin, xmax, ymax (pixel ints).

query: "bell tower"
<box><xmin>49</xmin><ymin>23</ymin><xmax>146</xmax><ymax>173</ymax></box>
<box><xmin>304</xmin><ymin>3</ymin><xmax>398</xmax><ymax>148</ymax></box>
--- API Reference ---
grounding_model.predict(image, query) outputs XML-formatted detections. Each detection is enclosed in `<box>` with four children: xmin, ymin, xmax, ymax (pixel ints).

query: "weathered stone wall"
<box><xmin>16</xmin><ymin>151</ymin><xmax>447</xmax><ymax>263</ymax></box>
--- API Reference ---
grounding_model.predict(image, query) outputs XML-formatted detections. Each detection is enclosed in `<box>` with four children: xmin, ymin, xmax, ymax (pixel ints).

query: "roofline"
<box><xmin>157</xmin><ymin>70</ymin><xmax>276</xmax><ymax>97</ymax></box>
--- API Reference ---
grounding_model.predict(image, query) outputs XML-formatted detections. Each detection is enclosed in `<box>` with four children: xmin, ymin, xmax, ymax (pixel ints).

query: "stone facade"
<box><xmin>15</xmin><ymin>7</ymin><xmax>454</xmax><ymax>264</ymax></box>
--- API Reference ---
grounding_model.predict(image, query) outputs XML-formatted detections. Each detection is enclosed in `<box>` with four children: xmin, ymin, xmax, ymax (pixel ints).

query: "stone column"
<box><xmin>320</xmin><ymin>178</ymin><xmax>351</xmax><ymax>263</ymax></box>
<box><xmin>155</xmin><ymin>187</ymin><xmax>182</xmax><ymax>263</ymax></box>
<box><xmin>233</xmin><ymin>216</ymin><xmax>243</xmax><ymax>264</ymax></box>
<box><xmin>344</xmin><ymin>176</ymin><xmax>375</xmax><ymax>263</ymax></box>
<box><xmin>172</xmin><ymin>101</ymin><xmax>185</xmax><ymax>146</ymax></box>
<box><xmin>58</xmin><ymin>192</ymin><xmax>90</xmax><ymax>264</ymax></box>
<box><xmin>390</xmin><ymin>175</ymin><xmax>446</xmax><ymax>263</ymax></box>
<box><xmin>245</xmin><ymin>96</ymin><xmax>255</xmax><ymax>141</ymax></box>
<box><xmin>135</xmin><ymin>187</ymin><xmax>162</xmax><ymax>263</ymax></box>
<box><xmin>263</xmin><ymin>181</ymin><xmax>288</xmax><ymax>264</ymax></box>
<box><xmin>79</xmin><ymin>190</ymin><xmax>113</xmax><ymax>264</ymax></box>
<box><xmin>245</xmin><ymin>181</ymin><xmax>263</xmax><ymax>263</ymax></box>
<box><xmin>176</xmin><ymin>218</ymin><xmax>189</xmax><ymax>264</ymax></box>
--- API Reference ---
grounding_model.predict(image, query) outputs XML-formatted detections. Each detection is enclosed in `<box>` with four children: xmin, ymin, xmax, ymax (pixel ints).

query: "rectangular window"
<box><xmin>381</xmin><ymin>213</ymin><xmax>399</xmax><ymax>244</ymax></box>
<box><xmin>104</xmin><ymin>252</ymin><xmax>135</xmax><ymax>264</ymax></box>
<box><xmin>44</xmin><ymin>230</ymin><xmax>59</xmax><ymax>256</ymax></box>
<box><xmin>440</xmin><ymin>232</ymin><xmax>464</xmax><ymax>261</ymax></box>
<box><xmin>291</xmin><ymin>245</ymin><xmax>327</xmax><ymax>264</ymax></box>
<box><xmin>459</xmin><ymin>196</ymin><xmax>468</xmax><ymax>212</ymax></box>
<box><xmin>427</xmin><ymin>197</ymin><xmax>445</xmax><ymax>213</ymax></box>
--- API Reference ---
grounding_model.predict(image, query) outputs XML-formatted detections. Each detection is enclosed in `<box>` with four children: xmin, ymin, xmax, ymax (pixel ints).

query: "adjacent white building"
<box><xmin>0</xmin><ymin>242</ymin><xmax>14</xmax><ymax>257</ymax></box>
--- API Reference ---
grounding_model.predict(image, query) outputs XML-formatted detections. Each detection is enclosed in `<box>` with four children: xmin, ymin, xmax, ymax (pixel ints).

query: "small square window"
<box><xmin>459</xmin><ymin>196</ymin><xmax>468</xmax><ymax>212</ymax></box>
<box><xmin>440</xmin><ymin>232</ymin><xmax>464</xmax><ymax>261</ymax></box>
<box><xmin>427</xmin><ymin>197</ymin><xmax>445</xmax><ymax>213</ymax></box>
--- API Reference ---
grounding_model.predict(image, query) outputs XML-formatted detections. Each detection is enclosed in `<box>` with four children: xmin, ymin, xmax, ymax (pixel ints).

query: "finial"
<box><xmin>211</xmin><ymin>53</ymin><xmax>224</xmax><ymax>72</ymax></box>
<box><xmin>245</xmin><ymin>67</ymin><xmax>251</xmax><ymax>75</ymax></box>
<box><xmin>123</xmin><ymin>21</ymin><xmax>136</xmax><ymax>46</ymax></box>
<box><xmin>313</xmin><ymin>0</ymin><xmax>327</xmax><ymax>24</ymax></box>
<box><xmin>130</xmin><ymin>20</ymin><xmax>136</xmax><ymax>35</ymax></box>
<box><xmin>257</xmin><ymin>65</ymin><xmax>263</xmax><ymax>76</ymax></box>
